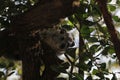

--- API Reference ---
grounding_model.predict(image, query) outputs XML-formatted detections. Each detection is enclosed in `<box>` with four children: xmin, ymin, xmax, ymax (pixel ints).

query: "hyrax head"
<box><xmin>40</xmin><ymin>28</ymin><xmax>74</xmax><ymax>54</ymax></box>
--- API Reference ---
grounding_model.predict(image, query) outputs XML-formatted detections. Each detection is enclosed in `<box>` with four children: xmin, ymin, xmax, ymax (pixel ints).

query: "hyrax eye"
<box><xmin>60</xmin><ymin>29</ymin><xmax>66</xmax><ymax>34</ymax></box>
<box><xmin>59</xmin><ymin>43</ymin><xmax>66</xmax><ymax>49</ymax></box>
<box><xmin>60</xmin><ymin>36</ymin><xmax>64</xmax><ymax>40</ymax></box>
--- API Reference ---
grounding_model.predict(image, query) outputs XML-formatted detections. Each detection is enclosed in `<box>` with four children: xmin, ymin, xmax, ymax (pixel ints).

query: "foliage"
<box><xmin>0</xmin><ymin>0</ymin><xmax>36</xmax><ymax>28</ymax></box>
<box><xmin>0</xmin><ymin>0</ymin><xmax>120</xmax><ymax>80</ymax></box>
<box><xmin>0</xmin><ymin>57</ymin><xmax>21</xmax><ymax>80</ymax></box>
<box><xmin>54</xmin><ymin>0</ymin><xmax>120</xmax><ymax>80</ymax></box>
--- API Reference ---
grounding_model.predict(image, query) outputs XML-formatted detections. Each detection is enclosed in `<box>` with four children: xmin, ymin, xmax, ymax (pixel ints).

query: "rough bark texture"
<box><xmin>22</xmin><ymin>53</ymin><xmax>41</xmax><ymax>80</ymax></box>
<box><xmin>0</xmin><ymin>0</ymin><xmax>79</xmax><ymax>80</ymax></box>
<box><xmin>9</xmin><ymin>0</ymin><xmax>74</xmax><ymax>32</ymax></box>
<box><xmin>96</xmin><ymin>0</ymin><xmax>120</xmax><ymax>62</ymax></box>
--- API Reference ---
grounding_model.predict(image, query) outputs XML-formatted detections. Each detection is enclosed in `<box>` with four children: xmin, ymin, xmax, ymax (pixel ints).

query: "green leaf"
<box><xmin>102</xmin><ymin>49</ymin><xmax>108</xmax><ymax>56</ymax></box>
<box><xmin>80</xmin><ymin>25</ymin><xmax>90</xmax><ymax>39</ymax></box>
<box><xmin>108</xmin><ymin>5</ymin><xmax>116</xmax><ymax>11</ymax></box>
<box><xmin>0</xmin><ymin>62</ymin><xmax>6</xmax><ymax>68</ymax></box>
<box><xmin>61</xmin><ymin>62</ymin><xmax>70</xmax><ymax>69</ymax></box>
<box><xmin>66</xmin><ymin>48</ymin><xmax>76</xmax><ymax>59</ymax></box>
<box><xmin>87</xmin><ymin>4</ymin><xmax>102</xmax><ymax>18</ymax></box>
<box><xmin>51</xmin><ymin>62</ymin><xmax>69</xmax><ymax>73</ymax></box>
<box><xmin>108</xmin><ymin>0</ymin><xmax>112</xmax><ymax>3</ymax></box>
<box><xmin>96</xmin><ymin>72</ymin><xmax>104</xmax><ymax>79</ymax></box>
<box><xmin>83</xmin><ymin>20</ymin><xmax>96</xmax><ymax>26</ymax></box>
<box><xmin>113</xmin><ymin>16</ymin><xmax>120</xmax><ymax>22</ymax></box>
<box><xmin>86</xmin><ymin>75</ymin><xmax>93</xmax><ymax>80</ymax></box>
<box><xmin>112</xmin><ymin>74</ymin><xmax>117</xmax><ymax>80</ymax></box>
<box><xmin>116</xmin><ymin>0</ymin><xmax>120</xmax><ymax>5</ymax></box>
<box><xmin>99</xmin><ymin>40</ymin><xmax>107</xmax><ymax>46</ymax></box>
<box><xmin>78</xmin><ymin>3</ymin><xmax>89</xmax><ymax>14</ymax></box>
<box><xmin>92</xmin><ymin>69</ymin><xmax>99</xmax><ymax>75</ymax></box>
<box><xmin>100</xmin><ymin>63</ymin><xmax>106</xmax><ymax>70</ymax></box>
<box><xmin>88</xmin><ymin>37</ymin><xmax>98</xmax><ymax>42</ymax></box>
<box><xmin>97</xmin><ymin>23</ymin><xmax>109</xmax><ymax>35</ymax></box>
<box><xmin>88</xmin><ymin>61</ymin><xmax>93</xmax><ymax>71</ymax></box>
<box><xmin>76</xmin><ymin>63</ymin><xmax>89</xmax><ymax>71</ymax></box>
<box><xmin>105</xmin><ymin>77</ymin><xmax>110</xmax><ymax>80</ymax></box>
<box><xmin>108</xmin><ymin>46</ymin><xmax>115</xmax><ymax>54</ymax></box>
<box><xmin>73</xmin><ymin>73</ymin><xmax>84</xmax><ymax>80</ymax></box>
<box><xmin>0</xmin><ymin>71</ymin><xmax>4</xmax><ymax>77</ymax></box>
<box><xmin>56</xmin><ymin>78</ymin><xmax>66</xmax><ymax>80</ymax></box>
<box><xmin>7</xmin><ymin>60</ymin><xmax>14</xmax><ymax>68</ymax></box>
<box><xmin>62</xmin><ymin>25</ymin><xmax>73</xmax><ymax>30</ymax></box>
<box><xmin>102</xmin><ymin>46</ymin><xmax>115</xmax><ymax>55</ymax></box>
<box><xmin>68</xmin><ymin>15</ymin><xmax>78</xmax><ymax>24</ymax></box>
<box><xmin>89</xmin><ymin>45</ymin><xmax>99</xmax><ymax>53</ymax></box>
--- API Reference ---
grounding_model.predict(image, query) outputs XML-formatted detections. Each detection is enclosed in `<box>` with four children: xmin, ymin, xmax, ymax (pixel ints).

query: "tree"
<box><xmin>0</xmin><ymin>0</ymin><xmax>120</xmax><ymax>80</ymax></box>
<box><xmin>0</xmin><ymin>0</ymin><xmax>79</xmax><ymax>80</ymax></box>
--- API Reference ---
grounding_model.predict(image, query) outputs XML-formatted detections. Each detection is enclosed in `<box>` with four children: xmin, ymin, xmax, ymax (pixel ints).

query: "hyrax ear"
<box><xmin>53</xmin><ymin>25</ymin><xmax>59</xmax><ymax>30</ymax></box>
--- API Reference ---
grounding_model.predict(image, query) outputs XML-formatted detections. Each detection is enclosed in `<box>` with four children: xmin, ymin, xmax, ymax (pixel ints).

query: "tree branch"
<box><xmin>96</xmin><ymin>0</ymin><xmax>120</xmax><ymax>62</ymax></box>
<box><xmin>9</xmin><ymin>0</ymin><xmax>77</xmax><ymax>32</ymax></box>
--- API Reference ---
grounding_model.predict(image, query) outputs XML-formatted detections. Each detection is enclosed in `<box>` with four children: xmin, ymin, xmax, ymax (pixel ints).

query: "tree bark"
<box><xmin>9</xmin><ymin>0</ymin><xmax>75</xmax><ymax>32</ymax></box>
<box><xmin>40</xmin><ymin>40</ymin><xmax>63</xmax><ymax>80</ymax></box>
<box><xmin>22</xmin><ymin>53</ymin><xmax>41</xmax><ymax>80</ymax></box>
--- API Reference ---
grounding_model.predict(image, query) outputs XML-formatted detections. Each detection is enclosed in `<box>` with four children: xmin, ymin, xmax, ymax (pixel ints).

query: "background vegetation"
<box><xmin>0</xmin><ymin>0</ymin><xmax>120</xmax><ymax>80</ymax></box>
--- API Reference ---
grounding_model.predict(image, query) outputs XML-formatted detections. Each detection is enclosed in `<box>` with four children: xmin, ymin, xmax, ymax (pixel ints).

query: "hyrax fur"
<box><xmin>39</xmin><ymin>27</ymin><xmax>74</xmax><ymax>54</ymax></box>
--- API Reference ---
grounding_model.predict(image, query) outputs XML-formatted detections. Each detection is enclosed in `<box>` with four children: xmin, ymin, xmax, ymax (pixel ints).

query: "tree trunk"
<box><xmin>41</xmin><ymin>41</ymin><xmax>63</xmax><ymax>80</ymax></box>
<box><xmin>22</xmin><ymin>54</ymin><xmax>41</xmax><ymax>80</ymax></box>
